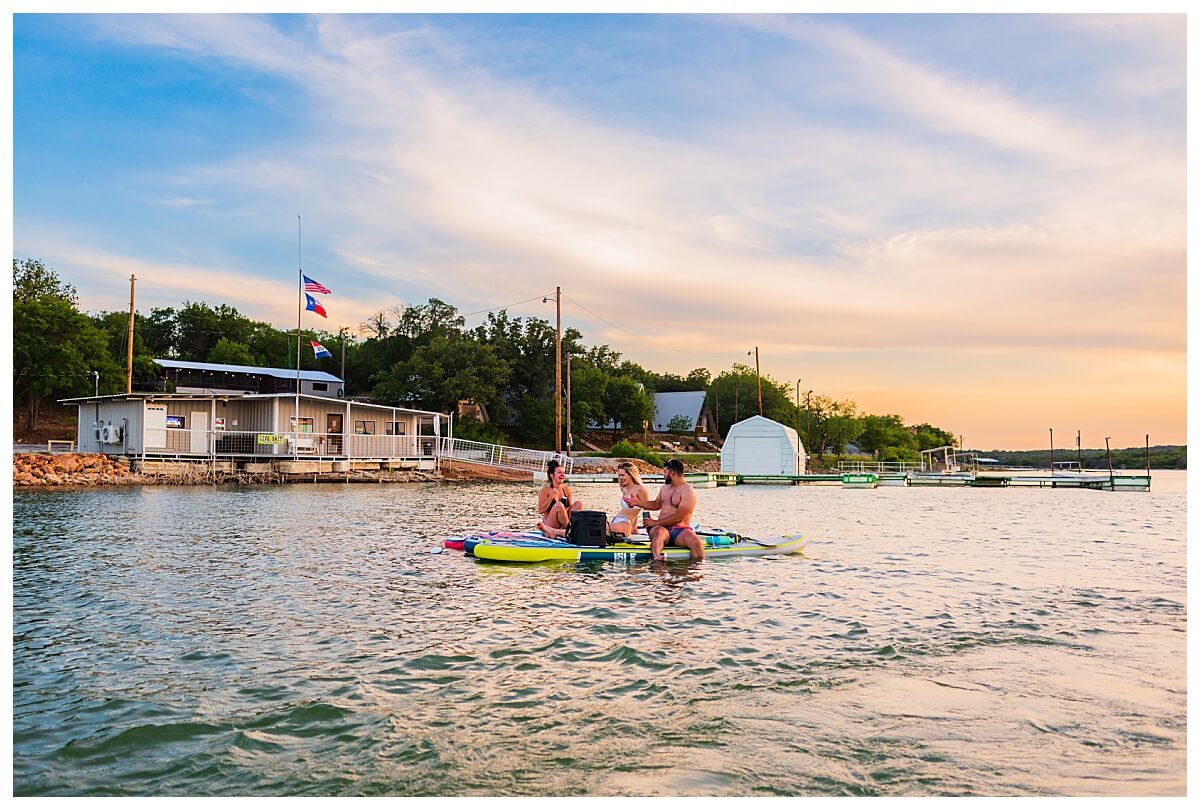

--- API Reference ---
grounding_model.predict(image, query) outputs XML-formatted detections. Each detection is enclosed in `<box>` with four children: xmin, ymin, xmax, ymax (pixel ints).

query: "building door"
<box><xmin>190</xmin><ymin>411</ymin><xmax>209</xmax><ymax>455</ymax></box>
<box><xmin>734</xmin><ymin>436</ymin><xmax>783</xmax><ymax>475</ymax></box>
<box><xmin>327</xmin><ymin>413</ymin><xmax>343</xmax><ymax>455</ymax></box>
<box><xmin>145</xmin><ymin>403</ymin><xmax>167</xmax><ymax>448</ymax></box>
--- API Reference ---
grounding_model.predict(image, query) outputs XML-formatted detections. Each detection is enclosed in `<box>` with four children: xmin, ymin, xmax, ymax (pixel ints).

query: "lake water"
<box><xmin>12</xmin><ymin>471</ymin><xmax>1187</xmax><ymax>796</ymax></box>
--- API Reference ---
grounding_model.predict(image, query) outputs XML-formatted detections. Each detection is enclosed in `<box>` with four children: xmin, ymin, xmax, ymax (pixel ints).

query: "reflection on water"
<box><xmin>13</xmin><ymin>472</ymin><xmax>1187</xmax><ymax>796</ymax></box>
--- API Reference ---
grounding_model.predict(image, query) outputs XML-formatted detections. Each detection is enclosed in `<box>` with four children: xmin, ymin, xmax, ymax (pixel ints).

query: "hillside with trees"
<box><xmin>18</xmin><ymin>256</ymin><xmax>1146</xmax><ymax>468</ymax></box>
<box><xmin>976</xmin><ymin>446</ymin><xmax>1184</xmax><ymax>471</ymax></box>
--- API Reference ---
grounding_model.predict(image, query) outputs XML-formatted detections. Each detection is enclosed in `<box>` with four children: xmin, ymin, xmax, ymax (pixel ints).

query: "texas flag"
<box><xmin>305</xmin><ymin>293</ymin><xmax>327</xmax><ymax>318</ymax></box>
<box><xmin>311</xmin><ymin>341</ymin><xmax>333</xmax><ymax>359</ymax></box>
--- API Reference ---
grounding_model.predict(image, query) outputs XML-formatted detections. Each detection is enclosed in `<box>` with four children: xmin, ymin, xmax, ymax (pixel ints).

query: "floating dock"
<box><xmin>567</xmin><ymin>467</ymin><xmax>1149</xmax><ymax>491</ymax></box>
<box><xmin>568</xmin><ymin>471</ymin><xmax>740</xmax><ymax>488</ymax></box>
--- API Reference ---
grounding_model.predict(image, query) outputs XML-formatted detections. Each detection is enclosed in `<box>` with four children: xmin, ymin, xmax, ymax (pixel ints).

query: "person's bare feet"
<box><xmin>537</xmin><ymin>521</ymin><xmax>565</xmax><ymax>539</ymax></box>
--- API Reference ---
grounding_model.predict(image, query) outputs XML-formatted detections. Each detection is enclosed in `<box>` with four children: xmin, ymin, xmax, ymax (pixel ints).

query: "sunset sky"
<box><xmin>10</xmin><ymin>11</ymin><xmax>1187</xmax><ymax>449</ymax></box>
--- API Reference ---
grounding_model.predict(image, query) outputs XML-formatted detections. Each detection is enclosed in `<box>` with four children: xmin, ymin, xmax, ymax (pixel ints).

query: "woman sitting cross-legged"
<box><xmin>536</xmin><ymin>459</ymin><xmax>581</xmax><ymax>539</ymax></box>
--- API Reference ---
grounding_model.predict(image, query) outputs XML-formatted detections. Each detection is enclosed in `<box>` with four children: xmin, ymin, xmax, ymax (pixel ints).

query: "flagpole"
<box><xmin>295</xmin><ymin>214</ymin><xmax>302</xmax><ymax>455</ymax></box>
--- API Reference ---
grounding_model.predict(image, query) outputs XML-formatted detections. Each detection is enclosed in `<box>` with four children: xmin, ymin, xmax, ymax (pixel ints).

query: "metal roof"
<box><xmin>58</xmin><ymin>391</ymin><xmax>445</xmax><ymax>416</ymax></box>
<box><xmin>589</xmin><ymin>390</ymin><xmax>709</xmax><ymax>431</ymax></box>
<box><xmin>724</xmin><ymin>414</ymin><xmax>801</xmax><ymax>442</ymax></box>
<box><xmin>652</xmin><ymin>391</ymin><xmax>707</xmax><ymax>432</ymax></box>
<box><xmin>154</xmin><ymin>358</ymin><xmax>342</xmax><ymax>383</ymax></box>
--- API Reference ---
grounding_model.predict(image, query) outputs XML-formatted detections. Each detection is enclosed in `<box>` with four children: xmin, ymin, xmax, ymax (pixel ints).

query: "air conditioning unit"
<box><xmin>100</xmin><ymin>424</ymin><xmax>122</xmax><ymax>443</ymax></box>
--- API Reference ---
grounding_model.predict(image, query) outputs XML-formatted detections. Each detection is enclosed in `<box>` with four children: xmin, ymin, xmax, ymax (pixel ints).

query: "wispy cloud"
<box><xmin>13</xmin><ymin>13</ymin><xmax>1185</xmax><ymax>446</ymax></box>
<box><xmin>153</xmin><ymin>197</ymin><xmax>212</xmax><ymax>209</ymax></box>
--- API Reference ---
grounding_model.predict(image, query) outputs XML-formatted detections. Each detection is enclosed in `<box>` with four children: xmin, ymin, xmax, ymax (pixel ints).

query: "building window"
<box><xmin>386</xmin><ymin>422</ymin><xmax>405</xmax><ymax>435</ymax></box>
<box><xmin>354</xmin><ymin>420</ymin><xmax>376</xmax><ymax>435</ymax></box>
<box><xmin>418</xmin><ymin>418</ymin><xmax>437</xmax><ymax>436</ymax></box>
<box><xmin>289</xmin><ymin>416</ymin><xmax>314</xmax><ymax>433</ymax></box>
<box><xmin>311</xmin><ymin>382</ymin><xmax>328</xmax><ymax>392</ymax></box>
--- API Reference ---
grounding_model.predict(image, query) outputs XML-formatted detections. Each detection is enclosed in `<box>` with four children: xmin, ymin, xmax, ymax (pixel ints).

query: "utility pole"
<box><xmin>555</xmin><ymin>286</ymin><xmax>562</xmax><ymax>454</ymax></box>
<box><xmin>805</xmin><ymin>389</ymin><xmax>811</xmax><ymax>445</ymax></box>
<box><xmin>1105</xmin><ymin>437</ymin><xmax>1114</xmax><ymax>488</ymax></box>
<box><xmin>566</xmin><ymin>352</ymin><xmax>572</xmax><ymax>457</ymax></box>
<box><xmin>756</xmin><ymin>347</ymin><xmax>762</xmax><ymax>416</ymax></box>
<box><xmin>748</xmin><ymin>347</ymin><xmax>762</xmax><ymax>415</ymax></box>
<box><xmin>795</xmin><ymin>378</ymin><xmax>801</xmax><ymax>436</ymax></box>
<box><xmin>339</xmin><ymin>326</ymin><xmax>347</xmax><ymax>391</ymax></box>
<box><xmin>1049</xmin><ymin>427</ymin><xmax>1054</xmax><ymax>472</ymax></box>
<box><xmin>126</xmin><ymin>275</ymin><xmax>136</xmax><ymax>393</ymax></box>
<box><xmin>714</xmin><ymin>383</ymin><xmax>719</xmax><ymax>439</ymax></box>
<box><xmin>1077</xmin><ymin>430</ymin><xmax>1082</xmax><ymax>471</ymax></box>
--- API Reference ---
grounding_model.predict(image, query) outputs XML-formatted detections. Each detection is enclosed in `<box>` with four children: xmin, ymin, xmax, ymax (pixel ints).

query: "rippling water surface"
<box><xmin>12</xmin><ymin>472</ymin><xmax>1186</xmax><ymax>796</ymax></box>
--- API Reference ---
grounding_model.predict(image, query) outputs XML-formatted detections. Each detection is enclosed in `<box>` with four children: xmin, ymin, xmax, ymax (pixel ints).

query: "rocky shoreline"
<box><xmin>12</xmin><ymin>453</ymin><xmax>732</xmax><ymax>489</ymax></box>
<box><xmin>12</xmin><ymin>453</ymin><xmax>442</xmax><ymax>488</ymax></box>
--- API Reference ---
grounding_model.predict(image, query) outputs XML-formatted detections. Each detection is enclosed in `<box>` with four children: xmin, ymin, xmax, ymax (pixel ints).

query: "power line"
<box><xmin>461</xmin><ymin>293</ymin><xmax>557</xmax><ymax>320</ymax></box>
<box><xmin>560</xmin><ymin>292</ymin><xmax>745</xmax><ymax>359</ymax></box>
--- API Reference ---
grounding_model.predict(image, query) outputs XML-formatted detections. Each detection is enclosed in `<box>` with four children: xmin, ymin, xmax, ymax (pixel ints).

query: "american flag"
<box><xmin>303</xmin><ymin>274</ymin><xmax>331</xmax><ymax>295</ymax></box>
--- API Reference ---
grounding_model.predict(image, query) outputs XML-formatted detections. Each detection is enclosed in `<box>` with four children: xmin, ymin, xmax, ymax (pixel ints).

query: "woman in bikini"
<box><xmin>536</xmin><ymin>459</ymin><xmax>581</xmax><ymax>539</ymax></box>
<box><xmin>609</xmin><ymin>462</ymin><xmax>651</xmax><ymax>540</ymax></box>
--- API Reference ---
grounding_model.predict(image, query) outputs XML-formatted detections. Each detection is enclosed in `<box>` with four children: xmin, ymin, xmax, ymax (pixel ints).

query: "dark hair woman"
<box><xmin>536</xmin><ymin>458</ymin><xmax>581</xmax><ymax>539</ymax></box>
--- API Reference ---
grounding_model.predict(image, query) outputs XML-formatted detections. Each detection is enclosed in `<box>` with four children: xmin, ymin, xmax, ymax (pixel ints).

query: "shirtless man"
<box><xmin>622</xmin><ymin>458</ymin><xmax>704</xmax><ymax>561</ymax></box>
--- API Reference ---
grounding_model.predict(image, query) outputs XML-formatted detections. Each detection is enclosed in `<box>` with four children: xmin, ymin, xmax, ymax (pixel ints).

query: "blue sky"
<box><xmin>9</xmin><ymin>11</ymin><xmax>1188</xmax><ymax>448</ymax></box>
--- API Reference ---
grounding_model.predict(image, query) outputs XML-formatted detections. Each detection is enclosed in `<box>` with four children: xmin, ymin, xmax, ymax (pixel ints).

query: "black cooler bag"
<box><xmin>567</xmin><ymin>511</ymin><xmax>608</xmax><ymax>546</ymax></box>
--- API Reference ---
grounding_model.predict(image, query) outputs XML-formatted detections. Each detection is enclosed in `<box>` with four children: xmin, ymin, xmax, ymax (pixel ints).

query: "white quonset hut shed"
<box><xmin>720</xmin><ymin>415</ymin><xmax>806</xmax><ymax>475</ymax></box>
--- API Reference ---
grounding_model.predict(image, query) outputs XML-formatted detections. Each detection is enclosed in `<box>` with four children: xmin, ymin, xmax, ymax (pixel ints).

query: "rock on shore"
<box><xmin>13</xmin><ymin>453</ymin><xmax>142</xmax><ymax>487</ymax></box>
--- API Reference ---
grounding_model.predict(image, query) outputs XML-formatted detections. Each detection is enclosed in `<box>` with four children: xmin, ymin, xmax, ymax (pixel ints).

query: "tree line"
<box><xmin>976</xmin><ymin>446</ymin><xmax>1184</xmax><ymax>471</ymax></box>
<box><xmin>13</xmin><ymin>257</ymin><xmax>960</xmax><ymax>459</ymax></box>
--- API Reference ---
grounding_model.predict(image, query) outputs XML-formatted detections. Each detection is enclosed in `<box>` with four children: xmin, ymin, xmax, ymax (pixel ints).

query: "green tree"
<box><xmin>605</xmin><ymin>376</ymin><xmax>654</xmax><ymax>439</ymax></box>
<box><xmin>804</xmin><ymin>394</ymin><xmax>859</xmax><ymax>458</ymax></box>
<box><xmin>913</xmin><ymin>423</ymin><xmax>957</xmax><ymax>451</ymax></box>
<box><xmin>880</xmin><ymin>445</ymin><xmax>921</xmax><ymax>463</ymax></box>
<box><xmin>371</xmin><ymin>333</ymin><xmax>510</xmax><ymax>415</ymax></box>
<box><xmin>207</xmin><ymin>337</ymin><xmax>256</xmax><ymax>366</ymax></box>
<box><xmin>471</xmin><ymin>310</ymin><xmax>585</xmax><ymax>447</ymax></box>
<box><xmin>609</xmin><ymin>439</ymin><xmax>664</xmax><ymax>467</ymax></box>
<box><xmin>710</xmin><ymin>366</ymin><xmax>759</xmax><ymax>436</ymax></box>
<box><xmin>452</xmin><ymin>414</ymin><xmax>508</xmax><ymax>445</ymax></box>
<box><xmin>91</xmin><ymin>310</ymin><xmax>158</xmax><ymax>386</ymax></box>
<box><xmin>710</xmin><ymin>365</ymin><xmax>797</xmax><ymax>435</ymax></box>
<box><xmin>822</xmin><ymin>411</ymin><xmax>862</xmax><ymax>456</ymax></box>
<box><xmin>13</xmin><ymin>258</ymin><xmax>77</xmax><ymax>305</ymax></box>
<box><xmin>14</xmin><ymin>296</ymin><xmax>121</xmax><ymax>430</ymax></box>
<box><xmin>141</xmin><ymin>307</ymin><xmax>178</xmax><ymax>357</ymax></box>
<box><xmin>667</xmin><ymin>414</ymin><xmax>694</xmax><ymax>432</ymax></box>
<box><xmin>856</xmin><ymin>414</ymin><xmax>909</xmax><ymax>456</ymax></box>
<box><xmin>395</xmin><ymin>298</ymin><xmax>464</xmax><ymax>344</ymax></box>
<box><xmin>173</xmin><ymin>302</ymin><xmax>256</xmax><ymax>361</ymax></box>
<box><xmin>566</xmin><ymin>358</ymin><xmax>611</xmax><ymax>440</ymax></box>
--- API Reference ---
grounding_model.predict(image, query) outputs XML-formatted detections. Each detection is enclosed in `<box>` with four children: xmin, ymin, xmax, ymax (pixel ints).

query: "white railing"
<box><xmin>140</xmin><ymin>429</ymin><xmax>566</xmax><ymax>475</ymax></box>
<box><xmin>838</xmin><ymin>460</ymin><xmax>924</xmax><ymax>473</ymax></box>
<box><xmin>439</xmin><ymin>437</ymin><xmax>572</xmax><ymax>475</ymax></box>
<box><xmin>148</xmin><ymin>429</ymin><xmax>438</xmax><ymax>460</ymax></box>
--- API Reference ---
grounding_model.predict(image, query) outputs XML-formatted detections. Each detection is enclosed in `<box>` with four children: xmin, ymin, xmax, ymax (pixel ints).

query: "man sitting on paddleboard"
<box><xmin>622</xmin><ymin>458</ymin><xmax>705</xmax><ymax>561</ymax></box>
